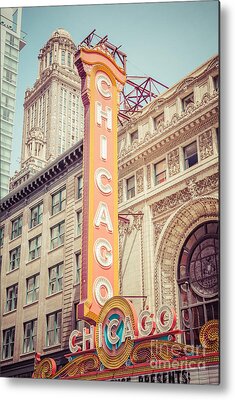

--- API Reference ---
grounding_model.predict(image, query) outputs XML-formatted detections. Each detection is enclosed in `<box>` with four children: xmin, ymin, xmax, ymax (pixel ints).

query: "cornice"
<box><xmin>118</xmin><ymin>94</ymin><xmax>218</xmax><ymax>176</ymax></box>
<box><xmin>0</xmin><ymin>142</ymin><xmax>83</xmax><ymax>215</ymax></box>
<box><xmin>118</xmin><ymin>55</ymin><xmax>219</xmax><ymax>135</ymax></box>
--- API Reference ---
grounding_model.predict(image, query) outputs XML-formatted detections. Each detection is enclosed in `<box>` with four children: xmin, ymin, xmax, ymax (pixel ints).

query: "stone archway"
<box><xmin>154</xmin><ymin>196</ymin><xmax>219</xmax><ymax>327</ymax></box>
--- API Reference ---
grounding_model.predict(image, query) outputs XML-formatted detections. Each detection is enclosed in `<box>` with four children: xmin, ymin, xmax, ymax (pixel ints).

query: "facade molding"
<box><xmin>154</xmin><ymin>196</ymin><xmax>219</xmax><ymax>323</ymax></box>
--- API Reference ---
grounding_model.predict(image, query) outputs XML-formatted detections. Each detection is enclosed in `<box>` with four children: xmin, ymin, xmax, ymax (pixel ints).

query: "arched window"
<box><xmin>177</xmin><ymin>221</ymin><xmax>219</xmax><ymax>345</ymax></box>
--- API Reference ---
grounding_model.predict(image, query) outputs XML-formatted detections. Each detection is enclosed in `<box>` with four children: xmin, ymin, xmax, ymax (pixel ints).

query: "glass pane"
<box><xmin>185</xmin><ymin>142</ymin><xmax>197</xmax><ymax>157</ymax></box>
<box><xmin>47</xmin><ymin>315</ymin><xmax>54</xmax><ymax>330</ymax></box>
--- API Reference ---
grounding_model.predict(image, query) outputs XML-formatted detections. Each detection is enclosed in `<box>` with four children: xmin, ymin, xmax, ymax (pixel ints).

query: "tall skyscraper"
<box><xmin>10</xmin><ymin>29</ymin><xmax>84</xmax><ymax>191</ymax></box>
<box><xmin>0</xmin><ymin>7</ymin><xmax>26</xmax><ymax>198</ymax></box>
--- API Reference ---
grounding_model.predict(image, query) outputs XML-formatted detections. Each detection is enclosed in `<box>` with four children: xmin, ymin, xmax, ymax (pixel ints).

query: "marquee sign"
<box><xmin>75</xmin><ymin>46</ymin><xmax>126</xmax><ymax>322</ymax></box>
<box><xmin>68</xmin><ymin>297</ymin><xmax>183</xmax><ymax>369</ymax></box>
<box><xmin>33</xmin><ymin>316</ymin><xmax>219</xmax><ymax>381</ymax></box>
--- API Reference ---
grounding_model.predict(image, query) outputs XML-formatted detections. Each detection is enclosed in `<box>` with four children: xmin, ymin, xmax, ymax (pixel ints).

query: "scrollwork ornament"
<box><xmin>33</xmin><ymin>358</ymin><xmax>57</xmax><ymax>379</ymax></box>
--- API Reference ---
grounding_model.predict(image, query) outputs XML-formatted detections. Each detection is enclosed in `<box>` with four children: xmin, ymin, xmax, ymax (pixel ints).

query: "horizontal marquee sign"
<box><xmin>70</xmin><ymin>297</ymin><xmax>178</xmax><ymax>369</ymax></box>
<box><xmin>33</xmin><ymin>295</ymin><xmax>218</xmax><ymax>379</ymax></box>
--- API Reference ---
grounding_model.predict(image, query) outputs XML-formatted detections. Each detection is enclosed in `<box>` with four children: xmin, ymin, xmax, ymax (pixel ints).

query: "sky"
<box><xmin>10</xmin><ymin>0</ymin><xmax>219</xmax><ymax>174</ymax></box>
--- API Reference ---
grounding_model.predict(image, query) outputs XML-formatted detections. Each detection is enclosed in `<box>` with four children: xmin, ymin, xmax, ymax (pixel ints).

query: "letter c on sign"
<box><xmin>95</xmin><ymin>167</ymin><xmax>112</xmax><ymax>195</ymax></box>
<box><xmin>69</xmin><ymin>330</ymin><xmax>81</xmax><ymax>353</ymax></box>
<box><xmin>96</xmin><ymin>74</ymin><xmax>111</xmax><ymax>99</ymax></box>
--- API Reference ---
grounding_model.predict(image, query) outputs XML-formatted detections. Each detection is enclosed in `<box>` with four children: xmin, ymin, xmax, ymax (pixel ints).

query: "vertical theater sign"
<box><xmin>33</xmin><ymin>43</ymin><xmax>219</xmax><ymax>383</ymax></box>
<box><xmin>75</xmin><ymin>44</ymin><xmax>125</xmax><ymax>323</ymax></box>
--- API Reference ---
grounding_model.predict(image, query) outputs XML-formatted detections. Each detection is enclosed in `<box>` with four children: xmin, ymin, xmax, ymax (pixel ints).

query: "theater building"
<box><xmin>0</xmin><ymin>30</ymin><xmax>219</xmax><ymax>382</ymax></box>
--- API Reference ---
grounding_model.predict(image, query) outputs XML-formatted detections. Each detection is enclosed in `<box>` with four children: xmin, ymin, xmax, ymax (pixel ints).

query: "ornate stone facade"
<box><xmin>118</xmin><ymin>54</ymin><xmax>219</xmax><ymax>320</ymax></box>
<box><xmin>199</xmin><ymin>129</ymin><xmax>214</xmax><ymax>160</ymax></box>
<box><xmin>0</xmin><ymin>53</ymin><xmax>219</xmax><ymax>377</ymax></box>
<box><xmin>167</xmin><ymin>148</ymin><xmax>180</xmax><ymax>177</ymax></box>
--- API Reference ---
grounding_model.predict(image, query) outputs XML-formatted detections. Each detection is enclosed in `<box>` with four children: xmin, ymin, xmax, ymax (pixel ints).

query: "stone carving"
<box><xmin>133</xmin><ymin>212</ymin><xmax>143</xmax><ymax>231</ymax></box>
<box><xmin>153</xmin><ymin>221</ymin><xmax>166</xmax><ymax>249</ymax></box>
<box><xmin>147</xmin><ymin>165</ymin><xmax>151</xmax><ymax>189</ymax></box>
<box><xmin>152</xmin><ymin>188</ymin><xmax>191</xmax><ymax>216</ymax></box>
<box><xmin>154</xmin><ymin>197</ymin><xmax>219</xmax><ymax>314</ymax></box>
<box><xmin>136</xmin><ymin>168</ymin><xmax>144</xmax><ymax>194</ymax></box>
<box><xmin>152</xmin><ymin>173</ymin><xmax>219</xmax><ymax>217</ymax></box>
<box><xmin>118</xmin><ymin>180</ymin><xmax>123</xmax><ymax>204</ymax></box>
<box><xmin>199</xmin><ymin>129</ymin><xmax>214</xmax><ymax>160</ymax></box>
<box><xmin>185</xmin><ymin>177</ymin><xmax>198</xmax><ymax>199</ymax></box>
<box><xmin>167</xmin><ymin>148</ymin><xmax>180</xmax><ymax>177</ymax></box>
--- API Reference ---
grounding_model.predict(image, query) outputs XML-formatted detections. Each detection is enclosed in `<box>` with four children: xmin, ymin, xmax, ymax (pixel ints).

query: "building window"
<box><xmin>6</xmin><ymin>284</ymin><xmax>18</xmax><ymax>312</ymax></box>
<box><xmin>51</xmin><ymin>221</ymin><xmax>65</xmax><ymax>249</ymax></box>
<box><xmin>75</xmin><ymin>318</ymin><xmax>90</xmax><ymax>333</ymax></box>
<box><xmin>153</xmin><ymin>113</ymin><xmax>164</xmax><ymax>130</ymax></box>
<box><xmin>0</xmin><ymin>226</ymin><xmax>4</xmax><ymax>247</ymax></box>
<box><xmin>130</xmin><ymin>130</ymin><xmax>138</xmax><ymax>144</ymax></box>
<box><xmin>2</xmin><ymin>327</ymin><xmax>15</xmax><ymax>359</ymax></box>
<box><xmin>48</xmin><ymin>263</ymin><xmax>63</xmax><ymax>295</ymax></box>
<box><xmin>52</xmin><ymin>187</ymin><xmax>66</xmax><ymax>215</ymax></box>
<box><xmin>68</xmin><ymin>52</ymin><xmax>71</xmax><ymax>67</ymax></box>
<box><xmin>126</xmin><ymin>176</ymin><xmax>135</xmax><ymax>200</ymax></box>
<box><xmin>29</xmin><ymin>235</ymin><xmax>41</xmax><ymax>261</ymax></box>
<box><xmin>61</xmin><ymin>50</ymin><xmax>65</xmax><ymax>65</ymax></box>
<box><xmin>23</xmin><ymin>320</ymin><xmax>37</xmax><ymax>353</ymax></box>
<box><xmin>49</xmin><ymin>51</ymin><xmax>53</xmax><ymax>65</ymax></box>
<box><xmin>182</xmin><ymin>93</ymin><xmax>194</xmax><ymax>112</ymax></box>
<box><xmin>178</xmin><ymin>222</ymin><xmax>219</xmax><ymax>346</ymax></box>
<box><xmin>9</xmin><ymin>246</ymin><xmax>21</xmax><ymax>271</ymax></box>
<box><xmin>11</xmin><ymin>215</ymin><xmax>22</xmax><ymax>239</ymax></box>
<box><xmin>77</xmin><ymin>176</ymin><xmax>83</xmax><ymax>199</ymax></box>
<box><xmin>154</xmin><ymin>159</ymin><xmax>166</xmax><ymax>185</ymax></box>
<box><xmin>12</xmin><ymin>9</ymin><xmax>18</xmax><ymax>32</ymax></box>
<box><xmin>30</xmin><ymin>203</ymin><xmax>43</xmax><ymax>228</ymax></box>
<box><xmin>213</xmin><ymin>75</ymin><xmax>219</xmax><ymax>92</ymax></box>
<box><xmin>26</xmin><ymin>274</ymin><xmax>39</xmax><ymax>304</ymax></box>
<box><xmin>46</xmin><ymin>311</ymin><xmax>62</xmax><ymax>347</ymax></box>
<box><xmin>77</xmin><ymin>211</ymin><xmax>82</xmax><ymax>236</ymax></box>
<box><xmin>184</xmin><ymin>141</ymin><xmax>198</xmax><ymax>169</ymax></box>
<box><xmin>75</xmin><ymin>252</ymin><xmax>81</xmax><ymax>285</ymax></box>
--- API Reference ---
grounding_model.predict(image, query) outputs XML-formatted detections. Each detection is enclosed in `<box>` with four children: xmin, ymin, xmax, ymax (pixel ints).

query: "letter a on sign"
<box><xmin>75</xmin><ymin>46</ymin><xmax>126</xmax><ymax>322</ymax></box>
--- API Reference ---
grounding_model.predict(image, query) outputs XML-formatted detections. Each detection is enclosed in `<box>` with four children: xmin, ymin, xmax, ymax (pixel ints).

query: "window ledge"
<box><xmin>23</xmin><ymin>300</ymin><xmax>39</xmax><ymax>308</ymax></box>
<box><xmin>26</xmin><ymin>256</ymin><xmax>41</xmax><ymax>265</ymax></box>
<box><xmin>6</xmin><ymin>267</ymin><xmax>19</xmax><ymax>276</ymax></box>
<box><xmin>9</xmin><ymin>235</ymin><xmax>22</xmax><ymax>244</ymax></box>
<box><xmin>19</xmin><ymin>351</ymin><xmax>35</xmax><ymax>358</ymax></box>
<box><xmin>3</xmin><ymin>309</ymin><xmax>17</xmax><ymax>316</ymax></box>
<box><xmin>28</xmin><ymin>222</ymin><xmax>42</xmax><ymax>232</ymax></box>
<box><xmin>46</xmin><ymin>291</ymin><xmax>63</xmax><ymax>300</ymax></box>
<box><xmin>48</xmin><ymin>244</ymin><xmax>64</xmax><ymax>254</ymax></box>
<box><xmin>43</xmin><ymin>344</ymin><xmax>61</xmax><ymax>352</ymax></box>
<box><xmin>0</xmin><ymin>357</ymin><xmax>13</xmax><ymax>363</ymax></box>
<box><xmin>49</xmin><ymin>209</ymin><xmax>65</xmax><ymax>220</ymax></box>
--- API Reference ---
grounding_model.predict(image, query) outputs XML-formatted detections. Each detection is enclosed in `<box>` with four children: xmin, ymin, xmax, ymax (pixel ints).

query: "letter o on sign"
<box><xmin>156</xmin><ymin>305</ymin><xmax>176</xmax><ymax>332</ymax></box>
<box><xmin>93</xmin><ymin>276</ymin><xmax>113</xmax><ymax>306</ymax></box>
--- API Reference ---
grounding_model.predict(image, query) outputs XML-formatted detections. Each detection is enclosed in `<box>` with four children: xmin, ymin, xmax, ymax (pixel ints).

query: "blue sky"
<box><xmin>11</xmin><ymin>0</ymin><xmax>219</xmax><ymax>173</ymax></box>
